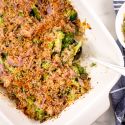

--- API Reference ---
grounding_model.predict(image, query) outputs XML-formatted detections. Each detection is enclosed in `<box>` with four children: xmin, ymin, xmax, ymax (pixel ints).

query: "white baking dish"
<box><xmin>0</xmin><ymin>0</ymin><xmax>124</xmax><ymax>125</ymax></box>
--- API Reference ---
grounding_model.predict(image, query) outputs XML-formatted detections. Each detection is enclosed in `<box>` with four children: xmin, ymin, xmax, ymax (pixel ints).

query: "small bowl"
<box><xmin>116</xmin><ymin>3</ymin><xmax>125</xmax><ymax>48</ymax></box>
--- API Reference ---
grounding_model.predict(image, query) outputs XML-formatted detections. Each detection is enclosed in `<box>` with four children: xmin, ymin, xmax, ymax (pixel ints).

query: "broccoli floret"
<box><xmin>67</xmin><ymin>90</ymin><xmax>76</xmax><ymax>103</ymax></box>
<box><xmin>48</xmin><ymin>41</ymin><xmax>54</xmax><ymax>49</ymax></box>
<box><xmin>27</xmin><ymin>96</ymin><xmax>36</xmax><ymax>106</ymax></box>
<box><xmin>32</xmin><ymin>38</ymin><xmax>42</xmax><ymax>44</ymax></box>
<box><xmin>4</xmin><ymin>63</ymin><xmax>15</xmax><ymax>73</ymax></box>
<box><xmin>0</xmin><ymin>15</ymin><xmax>4</xmax><ymax>26</ymax></box>
<box><xmin>27</xmin><ymin>98</ymin><xmax>34</xmax><ymax>106</ymax></box>
<box><xmin>78</xmin><ymin>66</ymin><xmax>86</xmax><ymax>75</ymax></box>
<box><xmin>91</xmin><ymin>63</ymin><xmax>96</xmax><ymax>67</ymax></box>
<box><xmin>70</xmin><ymin>10</ymin><xmax>77</xmax><ymax>21</ymax></box>
<box><xmin>66</xmin><ymin>9</ymin><xmax>77</xmax><ymax>21</ymax></box>
<box><xmin>74</xmin><ymin>46</ymin><xmax>82</xmax><ymax>60</ymax></box>
<box><xmin>71</xmin><ymin>78</ymin><xmax>79</xmax><ymax>87</ymax></box>
<box><xmin>35</xmin><ymin>108</ymin><xmax>45</xmax><ymax>121</ymax></box>
<box><xmin>3</xmin><ymin>59</ymin><xmax>15</xmax><ymax>74</ymax></box>
<box><xmin>72</xmin><ymin>66</ymin><xmax>79</xmax><ymax>75</ymax></box>
<box><xmin>30</xmin><ymin>5</ymin><xmax>41</xmax><ymax>20</ymax></box>
<box><xmin>26</xmin><ymin>98</ymin><xmax>46</xmax><ymax>121</ymax></box>
<box><xmin>73</xmin><ymin>63</ymin><xmax>87</xmax><ymax>76</ymax></box>
<box><xmin>74</xmin><ymin>41</ymin><xmax>82</xmax><ymax>56</ymax></box>
<box><xmin>64</xmin><ymin>87</ymin><xmax>71</xmax><ymax>95</ymax></box>
<box><xmin>0</xmin><ymin>58</ymin><xmax>3</xmax><ymax>64</ymax></box>
<box><xmin>41</xmin><ymin>73</ymin><xmax>49</xmax><ymax>81</ymax></box>
<box><xmin>41</xmin><ymin>61</ymin><xmax>51</xmax><ymax>70</ymax></box>
<box><xmin>18</xmin><ymin>11</ymin><xmax>24</xmax><ymax>17</ymax></box>
<box><xmin>68</xmin><ymin>94</ymin><xmax>76</xmax><ymax>102</ymax></box>
<box><xmin>62</xmin><ymin>32</ymin><xmax>74</xmax><ymax>49</ymax></box>
<box><xmin>1</xmin><ymin>53</ymin><xmax>15</xmax><ymax>73</ymax></box>
<box><xmin>53</xmin><ymin>31</ymin><xmax>65</xmax><ymax>53</ymax></box>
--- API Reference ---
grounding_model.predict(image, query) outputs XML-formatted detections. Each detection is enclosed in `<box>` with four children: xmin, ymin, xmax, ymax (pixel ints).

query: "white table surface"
<box><xmin>86</xmin><ymin>0</ymin><xmax>116</xmax><ymax>125</ymax></box>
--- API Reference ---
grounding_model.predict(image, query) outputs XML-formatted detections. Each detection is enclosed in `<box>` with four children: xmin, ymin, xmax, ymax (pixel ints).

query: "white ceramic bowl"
<box><xmin>116</xmin><ymin>3</ymin><xmax>125</xmax><ymax>48</ymax></box>
<box><xmin>0</xmin><ymin>1</ymin><xmax>124</xmax><ymax>125</ymax></box>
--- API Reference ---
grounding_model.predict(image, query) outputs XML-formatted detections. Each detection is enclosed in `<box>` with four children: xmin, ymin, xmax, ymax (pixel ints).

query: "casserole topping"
<box><xmin>0</xmin><ymin>0</ymin><xmax>91</xmax><ymax>122</ymax></box>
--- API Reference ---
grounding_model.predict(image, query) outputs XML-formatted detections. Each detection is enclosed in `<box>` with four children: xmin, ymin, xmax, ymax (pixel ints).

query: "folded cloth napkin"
<box><xmin>111</xmin><ymin>1</ymin><xmax>125</xmax><ymax>125</ymax></box>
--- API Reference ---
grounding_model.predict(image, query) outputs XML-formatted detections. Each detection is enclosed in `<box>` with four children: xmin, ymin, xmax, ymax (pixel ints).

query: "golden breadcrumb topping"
<box><xmin>0</xmin><ymin>0</ymin><xmax>91</xmax><ymax>122</ymax></box>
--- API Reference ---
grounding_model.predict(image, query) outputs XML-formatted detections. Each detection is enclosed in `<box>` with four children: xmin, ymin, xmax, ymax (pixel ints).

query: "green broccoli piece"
<box><xmin>74</xmin><ymin>41</ymin><xmax>82</xmax><ymax>56</ymax></box>
<box><xmin>30</xmin><ymin>5</ymin><xmax>41</xmax><ymax>20</ymax></box>
<box><xmin>53</xmin><ymin>31</ymin><xmax>65</xmax><ymax>53</ymax></box>
<box><xmin>78</xmin><ymin>66</ymin><xmax>86</xmax><ymax>75</ymax></box>
<box><xmin>67</xmin><ymin>90</ymin><xmax>76</xmax><ymax>103</ymax></box>
<box><xmin>35</xmin><ymin>108</ymin><xmax>45</xmax><ymax>121</ymax></box>
<box><xmin>64</xmin><ymin>87</ymin><xmax>71</xmax><ymax>95</ymax></box>
<box><xmin>91</xmin><ymin>62</ymin><xmax>97</xmax><ymax>67</ymax></box>
<box><xmin>0</xmin><ymin>15</ymin><xmax>4</xmax><ymax>26</ymax></box>
<box><xmin>62</xmin><ymin>32</ymin><xmax>74</xmax><ymax>49</ymax></box>
<box><xmin>68</xmin><ymin>94</ymin><xmax>76</xmax><ymax>102</ymax></box>
<box><xmin>71</xmin><ymin>78</ymin><xmax>79</xmax><ymax>87</ymax></box>
<box><xmin>72</xmin><ymin>66</ymin><xmax>79</xmax><ymax>75</ymax></box>
<box><xmin>0</xmin><ymin>58</ymin><xmax>3</xmax><ymax>64</ymax></box>
<box><xmin>66</xmin><ymin>9</ymin><xmax>77</xmax><ymax>21</ymax></box>
<box><xmin>48</xmin><ymin>41</ymin><xmax>54</xmax><ymax>49</ymax></box>
<box><xmin>4</xmin><ymin>63</ymin><xmax>15</xmax><ymax>73</ymax></box>
<box><xmin>42</xmin><ymin>73</ymin><xmax>49</xmax><ymax>81</ymax></box>
<box><xmin>27</xmin><ymin>98</ymin><xmax>34</xmax><ymax>106</ymax></box>
<box><xmin>27</xmin><ymin>96</ymin><xmax>35</xmax><ymax>106</ymax></box>
<box><xmin>32</xmin><ymin>38</ymin><xmax>42</xmax><ymax>44</ymax></box>
<box><xmin>0</xmin><ymin>53</ymin><xmax>16</xmax><ymax>74</ymax></box>
<box><xmin>41</xmin><ymin>61</ymin><xmax>51</xmax><ymax>70</ymax></box>
<box><xmin>73</xmin><ymin>63</ymin><xmax>87</xmax><ymax>76</ymax></box>
<box><xmin>0</xmin><ymin>53</ymin><xmax>16</xmax><ymax>73</ymax></box>
<box><xmin>18</xmin><ymin>11</ymin><xmax>24</xmax><ymax>17</ymax></box>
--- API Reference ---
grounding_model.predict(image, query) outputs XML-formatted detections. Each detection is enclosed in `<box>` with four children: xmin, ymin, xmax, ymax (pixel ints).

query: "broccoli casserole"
<box><xmin>122</xmin><ymin>15</ymin><xmax>125</xmax><ymax>38</ymax></box>
<box><xmin>0</xmin><ymin>0</ymin><xmax>91</xmax><ymax>122</ymax></box>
